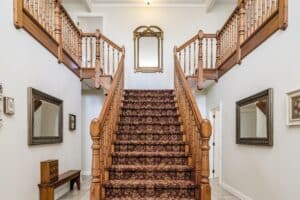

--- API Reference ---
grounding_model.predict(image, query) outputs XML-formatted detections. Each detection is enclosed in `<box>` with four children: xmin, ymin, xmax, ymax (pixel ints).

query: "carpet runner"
<box><xmin>104</xmin><ymin>90</ymin><xmax>197</xmax><ymax>199</ymax></box>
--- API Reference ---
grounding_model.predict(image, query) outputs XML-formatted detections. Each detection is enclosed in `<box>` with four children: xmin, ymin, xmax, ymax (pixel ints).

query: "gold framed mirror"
<box><xmin>134</xmin><ymin>25</ymin><xmax>164</xmax><ymax>73</ymax></box>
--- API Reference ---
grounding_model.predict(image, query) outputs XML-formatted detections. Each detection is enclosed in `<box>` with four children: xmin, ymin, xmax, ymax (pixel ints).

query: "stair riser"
<box><xmin>119</xmin><ymin>116</ymin><xmax>179</xmax><ymax>124</ymax></box>
<box><xmin>105</xmin><ymin>188</ymin><xmax>196</xmax><ymax>198</ymax></box>
<box><xmin>115</xmin><ymin>144</ymin><xmax>185</xmax><ymax>152</ymax></box>
<box><xmin>112</xmin><ymin>157</ymin><xmax>188</xmax><ymax>165</ymax></box>
<box><xmin>118</xmin><ymin>125</ymin><xmax>181</xmax><ymax>133</ymax></box>
<box><xmin>109</xmin><ymin>171</ymin><xmax>192</xmax><ymax>181</ymax></box>
<box><xmin>122</xmin><ymin>102</ymin><xmax>176</xmax><ymax>108</ymax></box>
<box><xmin>116</xmin><ymin>134</ymin><xmax>183</xmax><ymax>141</ymax></box>
<box><xmin>124</xmin><ymin>96</ymin><xmax>175</xmax><ymax>101</ymax></box>
<box><xmin>121</xmin><ymin>109</ymin><xmax>178</xmax><ymax>116</ymax></box>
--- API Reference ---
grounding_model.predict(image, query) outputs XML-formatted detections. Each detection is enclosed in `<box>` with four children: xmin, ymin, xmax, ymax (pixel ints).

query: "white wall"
<box><xmin>0</xmin><ymin>1</ymin><xmax>82</xmax><ymax>199</ymax></box>
<box><xmin>64</xmin><ymin>3</ymin><xmax>235</xmax><ymax>89</ymax></box>
<box><xmin>206</xmin><ymin>0</ymin><xmax>300</xmax><ymax>199</ymax></box>
<box><xmin>81</xmin><ymin>89</ymin><xmax>106</xmax><ymax>175</ymax></box>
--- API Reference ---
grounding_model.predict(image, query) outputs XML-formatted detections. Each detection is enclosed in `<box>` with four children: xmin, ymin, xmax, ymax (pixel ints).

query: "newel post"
<box><xmin>278</xmin><ymin>0</ymin><xmax>288</xmax><ymax>30</ymax></box>
<box><xmin>55</xmin><ymin>0</ymin><xmax>62</xmax><ymax>63</ymax></box>
<box><xmin>197</xmin><ymin>30</ymin><xmax>204</xmax><ymax>90</ymax></box>
<box><xmin>90</xmin><ymin>119</ymin><xmax>102</xmax><ymax>200</ymax></box>
<box><xmin>95</xmin><ymin>30</ymin><xmax>102</xmax><ymax>89</ymax></box>
<box><xmin>14</xmin><ymin>0</ymin><xmax>23</xmax><ymax>28</ymax></box>
<box><xmin>237</xmin><ymin>0</ymin><xmax>245</xmax><ymax>64</ymax></box>
<box><xmin>200</xmin><ymin>119</ymin><xmax>212</xmax><ymax>200</ymax></box>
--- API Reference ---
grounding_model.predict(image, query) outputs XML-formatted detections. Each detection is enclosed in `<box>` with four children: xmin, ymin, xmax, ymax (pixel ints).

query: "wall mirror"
<box><xmin>134</xmin><ymin>25</ymin><xmax>163</xmax><ymax>73</ymax></box>
<box><xmin>28</xmin><ymin>87</ymin><xmax>63</xmax><ymax>145</ymax></box>
<box><xmin>236</xmin><ymin>89</ymin><xmax>273</xmax><ymax>146</ymax></box>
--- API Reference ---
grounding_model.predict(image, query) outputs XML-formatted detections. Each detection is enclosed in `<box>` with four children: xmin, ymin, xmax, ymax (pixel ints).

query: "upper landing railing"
<box><xmin>14</xmin><ymin>0</ymin><xmax>124</xmax><ymax>86</ymax></box>
<box><xmin>175</xmin><ymin>0</ymin><xmax>288</xmax><ymax>89</ymax></box>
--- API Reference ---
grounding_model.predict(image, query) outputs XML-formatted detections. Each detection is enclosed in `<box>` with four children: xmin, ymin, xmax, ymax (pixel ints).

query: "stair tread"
<box><xmin>104</xmin><ymin>180</ymin><xmax>196</xmax><ymax>188</ymax></box>
<box><xmin>122</xmin><ymin>107</ymin><xmax>177</xmax><ymax>110</ymax></box>
<box><xmin>122</xmin><ymin>100</ymin><xmax>176</xmax><ymax>103</ymax></box>
<box><xmin>105</xmin><ymin>198</ymin><xmax>195</xmax><ymax>200</ymax></box>
<box><xmin>116</xmin><ymin>131</ymin><xmax>183</xmax><ymax>134</ymax></box>
<box><xmin>112</xmin><ymin>152</ymin><xmax>189</xmax><ymax>157</ymax></box>
<box><xmin>114</xmin><ymin>140</ymin><xmax>185</xmax><ymax>145</ymax></box>
<box><xmin>109</xmin><ymin>165</ymin><xmax>193</xmax><ymax>171</ymax></box>
<box><xmin>119</xmin><ymin>122</ymin><xmax>181</xmax><ymax>125</ymax></box>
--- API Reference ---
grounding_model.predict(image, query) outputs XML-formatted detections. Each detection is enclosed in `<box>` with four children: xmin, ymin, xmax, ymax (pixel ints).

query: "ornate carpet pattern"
<box><xmin>104</xmin><ymin>90</ymin><xmax>197</xmax><ymax>199</ymax></box>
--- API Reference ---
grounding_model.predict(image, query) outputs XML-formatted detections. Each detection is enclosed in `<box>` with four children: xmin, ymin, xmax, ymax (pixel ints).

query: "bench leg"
<box><xmin>70</xmin><ymin>176</ymin><xmax>81</xmax><ymax>191</ymax></box>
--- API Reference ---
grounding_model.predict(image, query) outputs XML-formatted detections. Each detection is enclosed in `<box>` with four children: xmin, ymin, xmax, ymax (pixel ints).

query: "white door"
<box><xmin>209</xmin><ymin>108</ymin><xmax>221</xmax><ymax>179</ymax></box>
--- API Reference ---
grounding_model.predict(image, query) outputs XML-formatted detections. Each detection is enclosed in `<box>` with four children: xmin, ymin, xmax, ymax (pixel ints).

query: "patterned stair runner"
<box><xmin>104</xmin><ymin>90</ymin><xmax>197</xmax><ymax>199</ymax></box>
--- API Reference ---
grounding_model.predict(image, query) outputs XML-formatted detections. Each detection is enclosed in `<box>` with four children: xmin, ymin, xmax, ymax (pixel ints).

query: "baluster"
<box><xmin>193</xmin><ymin>41</ymin><xmax>196</xmax><ymax>74</ymax></box>
<box><xmin>113</xmin><ymin>48</ymin><xmax>115</xmax><ymax>74</ymax></box>
<box><xmin>102</xmin><ymin>41</ymin><xmax>105</xmax><ymax>74</ymax></box>
<box><xmin>118</xmin><ymin>51</ymin><xmax>120</xmax><ymax>64</ymax></box>
<box><xmin>84</xmin><ymin>37</ymin><xmax>88</xmax><ymax>67</ymax></box>
<box><xmin>184</xmin><ymin>48</ymin><xmax>186</xmax><ymax>74</ymax></box>
<box><xmin>95</xmin><ymin>30</ymin><xmax>101</xmax><ymax>88</ymax></box>
<box><xmin>179</xmin><ymin>52</ymin><xmax>182</xmax><ymax>66</ymax></box>
<box><xmin>271</xmin><ymin>0</ymin><xmax>276</xmax><ymax>13</ymax></box>
<box><xmin>107</xmin><ymin>44</ymin><xmax>110</xmax><ymax>75</ymax></box>
<box><xmin>205</xmin><ymin>38</ymin><xmax>208</xmax><ymax>69</ymax></box>
<box><xmin>189</xmin><ymin>45</ymin><xmax>191</xmax><ymax>75</ymax></box>
<box><xmin>262</xmin><ymin>0</ymin><xmax>266</xmax><ymax>22</ymax></box>
<box><xmin>210</xmin><ymin>38</ymin><xmax>214</xmax><ymax>69</ymax></box>
<box><xmin>89</xmin><ymin>37</ymin><xmax>93</xmax><ymax>67</ymax></box>
<box><xmin>78</xmin><ymin>33</ymin><xmax>82</xmax><ymax>65</ymax></box>
<box><xmin>197</xmin><ymin>31</ymin><xmax>204</xmax><ymax>89</ymax></box>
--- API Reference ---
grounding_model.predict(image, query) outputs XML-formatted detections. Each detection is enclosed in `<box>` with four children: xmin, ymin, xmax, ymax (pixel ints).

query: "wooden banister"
<box><xmin>90</xmin><ymin>50</ymin><xmax>125</xmax><ymax>200</ymax></box>
<box><xmin>176</xmin><ymin>0</ymin><xmax>288</xmax><ymax>88</ymax></box>
<box><xmin>174</xmin><ymin>50</ymin><xmax>212</xmax><ymax>200</ymax></box>
<box><xmin>14</xmin><ymin>0</ymin><xmax>123</xmax><ymax>82</ymax></box>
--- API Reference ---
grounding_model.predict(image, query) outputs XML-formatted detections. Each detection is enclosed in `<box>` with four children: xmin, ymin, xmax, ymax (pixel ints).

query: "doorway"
<box><xmin>209</xmin><ymin>107</ymin><xmax>221</xmax><ymax>179</ymax></box>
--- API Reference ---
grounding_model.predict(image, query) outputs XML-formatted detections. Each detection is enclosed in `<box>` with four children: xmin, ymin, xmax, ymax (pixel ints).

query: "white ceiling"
<box><xmin>63</xmin><ymin>0</ymin><xmax>235</xmax><ymax>10</ymax></box>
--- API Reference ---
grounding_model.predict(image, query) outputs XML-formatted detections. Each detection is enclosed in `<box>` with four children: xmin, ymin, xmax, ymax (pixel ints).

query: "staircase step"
<box><xmin>104</xmin><ymin>180</ymin><xmax>196</xmax><ymax>199</ymax></box>
<box><xmin>122</xmin><ymin>99</ymin><xmax>176</xmax><ymax>103</ymax></box>
<box><xmin>109</xmin><ymin>165</ymin><xmax>193</xmax><ymax>180</ymax></box>
<box><xmin>121</xmin><ymin>109</ymin><xmax>178</xmax><ymax>116</ymax></box>
<box><xmin>116</xmin><ymin>132</ymin><xmax>183</xmax><ymax>141</ymax></box>
<box><xmin>118</xmin><ymin>124</ymin><xmax>181</xmax><ymax>133</ymax></box>
<box><xmin>122</xmin><ymin>102</ymin><xmax>176</xmax><ymax>108</ymax></box>
<box><xmin>124</xmin><ymin>90</ymin><xmax>174</xmax><ymax>97</ymax></box>
<box><xmin>124</xmin><ymin>96</ymin><xmax>176</xmax><ymax>101</ymax></box>
<box><xmin>112</xmin><ymin>152</ymin><xmax>189</xmax><ymax>165</ymax></box>
<box><xmin>122</xmin><ymin>106</ymin><xmax>177</xmax><ymax>110</ymax></box>
<box><xmin>119</xmin><ymin>116</ymin><xmax>179</xmax><ymax>124</ymax></box>
<box><xmin>114</xmin><ymin>141</ymin><xmax>186</xmax><ymax>152</ymax></box>
<box><xmin>106</xmin><ymin>198</ymin><xmax>195</xmax><ymax>200</ymax></box>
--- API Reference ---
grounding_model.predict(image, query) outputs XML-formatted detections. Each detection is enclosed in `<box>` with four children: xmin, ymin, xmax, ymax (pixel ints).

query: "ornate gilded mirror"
<box><xmin>236</xmin><ymin>89</ymin><xmax>273</xmax><ymax>146</ymax></box>
<box><xmin>134</xmin><ymin>26</ymin><xmax>164</xmax><ymax>73</ymax></box>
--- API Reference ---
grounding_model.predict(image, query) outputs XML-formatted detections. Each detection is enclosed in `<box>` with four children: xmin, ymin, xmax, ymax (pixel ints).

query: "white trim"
<box><xmin>220</xmin><ymin>182</ymin><xmax>253</xmax><ymax>200</ymax></box>
<box><xmin>205</xmin><ymin>0</ymin><xmax>216</xmax><ymax>12</ymax></box>
<box><xmin>92</xmin><ymin>3</ymin><xmax>206</xmax><ymax>8</ymax></box>
<box><xmin>84</xmin><ymin>0</ymin><xmax>93</xmax><ymax>12</ymax></box>
<box><xmin>82</xmin><ymin>170</ymin><xmax>91</xmax><ymax>176</ymax></box>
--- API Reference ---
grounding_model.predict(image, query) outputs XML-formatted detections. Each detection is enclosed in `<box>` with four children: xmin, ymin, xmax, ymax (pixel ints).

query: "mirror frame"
<box><xmin>236</xmin><ymin>88</ymin><xmax>273</xmax><ymax>146</ymax></box>
<box><xmin>134</xmin><ymin>25</ymin><xmax>164</xmax><ymax>73</ymax></box>
<box><xmin>28</xmin><ymin>87</ymin><xmax>63</xmax><ymax>145</ymax></box>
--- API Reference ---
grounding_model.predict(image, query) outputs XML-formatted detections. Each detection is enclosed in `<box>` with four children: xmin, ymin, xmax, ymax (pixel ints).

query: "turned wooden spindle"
<box><xmin>90</xmin><ymin>119</ymin><xmax>102</xmax><ymax>200</ymax></box>
<box><xmin>238</xmin><ymin>0</ymin><xmax>246</xmax><ymax>63</ymax></box>
<box><xmin>107</xmin><ymin>44</ymin><xmax>110</xmax><ymax>74</ymax></box>
<box><xmin>188</xmin><ymin>45</ymin><xmax>191</xmax><ymax>75</ymax></box>
<box><xmin>184</xmin><ymin>48</ymin><xmax>186</xmax><ymax>73</ymax></box>
<box><xmin>193</xmin><ymin>41</ymin><xmax>196</xmax><ymax>74</ymax></box>
<box><xmin>279</xmin><ymin>0</ymin><xmax>288</xmax><ymax>30</ymax></box>
<box><xmin>216</xmin><ymin>31</ymin><xmax>221</xmax><ymax>68</ymax></box>
<box><xmin>200</xmin><ymin>119</ymin><xmax>212</xmax><ymax>200</ymax></box>
<box><xmin>197</xmin><ymin>30</ymin><xmax>204</xmax><ymax>89</ymax></box>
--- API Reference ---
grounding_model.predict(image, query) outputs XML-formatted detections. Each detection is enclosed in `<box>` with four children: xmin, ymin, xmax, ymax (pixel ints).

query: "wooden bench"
<box><xmin>38</xmin><ymin>170</ymin><xmax>81</xmax><ymax>200</ymax></box>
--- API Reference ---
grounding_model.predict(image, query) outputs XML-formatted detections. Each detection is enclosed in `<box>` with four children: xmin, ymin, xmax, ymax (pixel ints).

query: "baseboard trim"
<box><xmin>82</xmin><ymin>170</ymin><xmax>91</xmax><ymax>176</ymax></box>
<box><xmin>220</xmin><ymin>182</ymin><xmax>253</xmax><ymax>200</ymax></box>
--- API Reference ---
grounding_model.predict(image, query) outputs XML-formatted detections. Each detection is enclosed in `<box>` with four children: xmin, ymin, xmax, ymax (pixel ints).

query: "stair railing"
<box><xmin>174</xmin><ymin>47</ymin><xmax>212</xmax><ymax>200</ymax></box>
<box><xmin>90</xmin><ymin>48</ymin><xmax>125</xmax><ymax>200</ymax></box>
<box><xmin>175</xmin><ymin>31</ymin><xmax>217</xmax><ymax>89</ymax></box>
<box><xmin>14</xmin><ymin>0</ymin><xmax>124</xmax><ymax>85</ymax></box>
<box><xmin>175</xmin><ymin>0</ymin><xmax>288</xmax><ymax>87</ymax></box>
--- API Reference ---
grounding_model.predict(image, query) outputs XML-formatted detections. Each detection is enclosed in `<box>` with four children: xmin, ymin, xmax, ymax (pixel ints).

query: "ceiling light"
<box><xmin>145</xmin><ymin>0</ymin><xmax>152</xmax><ymax>6</ymax></box>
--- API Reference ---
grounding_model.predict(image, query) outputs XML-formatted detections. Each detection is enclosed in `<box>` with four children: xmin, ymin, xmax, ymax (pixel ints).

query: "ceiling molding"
<box><xmin>205</xmin><ymin>0</ymin><xmax>216</xmax><ymax>12</ymax></box>
<box><xmin>92</xmin><ymin>3</ymin><xmax>206</xmax><ymax>8</ymax></box>
<box><xmin>84</xmin><ymin>0</ymin><xmax>93</xmax><ymax>12</ymax></box>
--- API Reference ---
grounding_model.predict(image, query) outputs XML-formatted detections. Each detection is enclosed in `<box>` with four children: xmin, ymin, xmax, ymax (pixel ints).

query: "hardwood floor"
<box><xmin>59</xmin><ymin>176</ymin><xmax>239</xmax><ymax>200</ymax></box>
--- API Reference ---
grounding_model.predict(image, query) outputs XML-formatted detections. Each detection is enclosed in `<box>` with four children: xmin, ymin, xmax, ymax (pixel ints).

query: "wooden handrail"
<box><xmin>14</xmin><ymin>0</ymin><xmax>124</xmax><ymax>81</ymax></box>
<box><xmin>175</xmin><ymin>0</ymin><xmax>288</xmax><ymax>87</ymax></box>
<box><xmin>174</xmin><ymin>50</ymin><xmax>212</xmax><ymax>200</ymax></box>
<box><xmin>90</xmin><ymin>50</ymin><xmax>125</xmax><ymax>200</ymax></box>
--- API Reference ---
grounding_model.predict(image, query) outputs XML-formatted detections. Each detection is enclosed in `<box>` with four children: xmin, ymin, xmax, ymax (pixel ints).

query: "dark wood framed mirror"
<box><xmin>28</xmin><ymin>87</ymin><xmax>63</xmax><ymax>145</ymax></box>
<box><xmin>236</xmin><ymin>88</ymin><xmax>273</xmax><ymax>146</ymax></box>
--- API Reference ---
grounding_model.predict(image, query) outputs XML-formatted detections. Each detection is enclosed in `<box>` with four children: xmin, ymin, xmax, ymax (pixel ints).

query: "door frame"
<box><xmin>209</xmin><ymin>103</ymin><xmax>223</xmax><ymax>183</ymax></box>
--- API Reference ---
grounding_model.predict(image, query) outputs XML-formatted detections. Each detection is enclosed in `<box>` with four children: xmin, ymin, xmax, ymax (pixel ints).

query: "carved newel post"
<box><xmin>197</xmin><ymin>30</ymin><xmax>204</xmax><ymax>90</ymax></box>
<box><xmin>200</xmin><ymin>119</ymin><xmax>212</xmax><ymax>200</ymax></box>
<box><xmin>90</xmin><ymin>119</ymin><xmax>102</xmax><ymax>200</ymax></box>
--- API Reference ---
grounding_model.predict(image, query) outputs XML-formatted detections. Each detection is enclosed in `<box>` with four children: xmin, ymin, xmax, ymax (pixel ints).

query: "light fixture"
<box><xmin>145</xmin><ymin>0</ymin><xmax>152</xmax><ymax>6</ymax></box>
